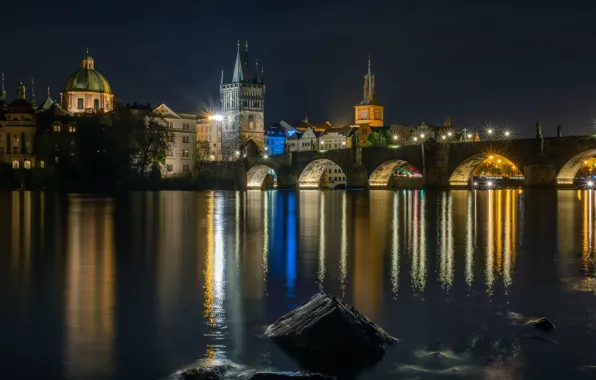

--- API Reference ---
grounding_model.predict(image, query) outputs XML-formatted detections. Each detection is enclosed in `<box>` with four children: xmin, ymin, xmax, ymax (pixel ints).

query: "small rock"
<box><xmin>181</xmin><ymin>364</ymin><xmax>232</xmax><ymax>380</ymax></box>
<box><xmin>249</xmin><ymin>372</ymin><xmax>336</xmax><ymax>380</ymax></box>
<box><xmin>526</xmin><ymin>317</ymin><xmax>556</xmax><ymax>331</ymax></box>
<box><xmin>265</xmin><ymin>293</ymin><xmax>397</xmax><ymax>373</ymax></box>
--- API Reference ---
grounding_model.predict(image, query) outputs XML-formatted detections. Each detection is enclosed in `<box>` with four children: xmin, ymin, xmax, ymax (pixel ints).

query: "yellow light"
<box><xmin>584</xmin><ymin>160</ymin><xmax>589</xmax><ymax>164</ymax></box>
<box><xmin>489</xmin><ymin>156</ymin><xmax>494</xmax><ymax>159</ymax></box>
<box><xmin>498</xmin><ymin>159</ymin><xmax>502</xmax><ymax>163</ymax></box>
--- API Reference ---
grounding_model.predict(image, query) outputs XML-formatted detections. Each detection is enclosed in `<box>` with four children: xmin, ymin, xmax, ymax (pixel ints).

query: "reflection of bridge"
<box><xmin>236</xmin><ymin>136</ymin><xmax>596</xmax><ymax>189</ymax></box>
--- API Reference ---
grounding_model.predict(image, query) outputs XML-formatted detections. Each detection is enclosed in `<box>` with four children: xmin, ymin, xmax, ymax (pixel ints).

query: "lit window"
<box><xmin>12</xmin><ymin>160</ymin><xmax>19</xmax><ymax>169</ymax></box>
<box><xmin>24</xmin><ymin>160</ymin><xmax>31</xmax><ymax>169</ymax></box>
<box><xmin>69</xmin><ymin>126</ymin><xmax>76</xmax><ymax>133</ymax></box>
<box><xmin>182</xmin><ymin>149</ymin><xmax>189</xmax><ymax>158</ymax></box>
<box><xmin>166</xmin><ymin>164</ymin><xmax>173</xmax><ymax>172</ymax></box>
<box><xmin>40</xmin><ymin>161</ymin><xmax>45</xmax><ymax>168</ymax></box>
<box><xmin>77</xmin><ymin>98</ymin><xmax>84</xmax><ymax>110</ymax></box>
<box><xmin>53</xmin><ymin>125</ymin><xmax>60</xmax><ymax>132</ymax></box>
<box><xmin>93</xmin><ymin>99</ymin><xmax>100</xmax><ymax>110</ymax></box>
<box><xmin>55</xmin><ymin>157</ymin><xmax>59</xmax><ymax>164</ymax></box>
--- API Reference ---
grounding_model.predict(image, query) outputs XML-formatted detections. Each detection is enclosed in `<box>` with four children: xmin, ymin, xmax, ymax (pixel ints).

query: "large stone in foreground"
<box><xmin>264</xmin><ymin>293</ymin><xmax>397</xmax><ymax>372</ymax></box>
<box><xmin>249</xmin><ymin>372</ymin><xmax>336</xmax><ymax>380</ymax></box>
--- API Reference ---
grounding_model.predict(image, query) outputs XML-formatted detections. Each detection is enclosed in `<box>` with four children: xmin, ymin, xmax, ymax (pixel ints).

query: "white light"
<box><xmin>467</xmin><ymin>134</ymin><xmax>472</xmax><ymax>138</ymax></box>
<box><xmin>235</xmin><ymin>150</ymin><xmax>240</xmax><ymax>155</ymax></box>
<box><xmin>414</xmin><ymin>137</ymin><xmax>418</xmax><ymax>141</ymax></box>
<box><xmin>393</xmin><ymin>135</ymin><xmax>398</xmax><ymax>140</ymax></box>
<box><xmin>209</xmin><ymin>114</ymin><xmax>223</xmax><ymax>121</ymax></box>
<box><xmin>447</xmin><ymin>132</ymin><xmax>453</xmax><ymax>137</ymax></box>
<box><xmin>210</xmin><ymin>155</ymin><xmax>215</xmax><ymax>160</ymax></box>
<box><xmin>263</xmin><ymin>154</ymin><xmax>269</xmax><ymax>159</ymax></box>
<box><xmin>505</xmin><ymin>131</ymin><xmax>510</xmax><ymax>137</ymax></box>
<box><xmin>243</xmin><ymin>154</ymin><xmax>247</xmax><ymax>158</ymax></box>
<box><xmin>420</xmin><ymin>134</ymin><xmax>425</xmax><ymax>138</ymax></box>
<box><xmin>487</xmin><ymin>129</ymin><xmax>493</xmax><ymax>134</ymax></box>
<box><xmin>264</xmin><ymin>146</ymin><xmax>268</xmax><ymax>151</ymax></box>
<box><xmin>441</xmin><ymin>135</ymin><xmax>446</xmax><ymax>140</ymax></box>
<box><xmin>487</xmin><ymin>181</ymin><xmax>493</xmax><ymax>187</ymax></box>
<box><xmin>589</xmin><ymin>181</ymin><xmax>595</xmax><ymax>188</ymax></box>
<box><xmin>473</xmin><ymin>182</ymin><xmax>478</xmax><ymax>186</ymax></box>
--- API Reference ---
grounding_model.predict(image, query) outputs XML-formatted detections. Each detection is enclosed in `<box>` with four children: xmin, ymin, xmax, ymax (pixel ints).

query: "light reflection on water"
<box><xmin>2</xmin><ymin>190</ymin><xmax>596</xmax><ymax>379</ymax></box>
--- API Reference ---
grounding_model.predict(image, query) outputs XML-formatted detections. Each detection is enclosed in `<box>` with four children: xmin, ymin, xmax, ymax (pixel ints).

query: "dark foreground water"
<box><xmin>1</xmin><ymin>190</ymin><xmax>596</xmax><ymax>379</ymax></box>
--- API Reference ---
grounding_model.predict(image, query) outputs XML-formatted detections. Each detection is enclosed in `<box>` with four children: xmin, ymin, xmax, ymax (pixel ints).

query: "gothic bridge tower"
<box><xmin>220</xmin><ymin>41</ymin><xmax>265</xmax><ymax>158</ymax></box>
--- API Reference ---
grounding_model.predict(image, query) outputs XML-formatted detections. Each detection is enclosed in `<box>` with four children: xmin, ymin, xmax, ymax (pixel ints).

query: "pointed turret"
<box><xmin>30</xmin><ymin>77</ymin><xmax>36</xmax><ymax>109</ymax></box>
<box><xmin>0</xmin><ymin>72</ymin><xmax>6</xmax><ymax>102</ymax></box>
<box><xmin>232</xmin><ymin>40</ymin><xmax>252</xmax><ymax>83</ymax></box>
<box><xmin>443</xmin><ymin>116</ymin><xmax>453</xmax><ymax>128</ymax></box>
<box><xmin>17</xmin><ymin>80</ymin><xmax>26</xmax><ymax>99</ymax></box>
<box><xmin>360</xmin><ymin>55</ymin><xmax>377</xmax><ymax>105</ymax></box>
<box><xmin>38</xmin><ymin>87</ymin><xmax>56</xmax><ymax>112</ymax></box>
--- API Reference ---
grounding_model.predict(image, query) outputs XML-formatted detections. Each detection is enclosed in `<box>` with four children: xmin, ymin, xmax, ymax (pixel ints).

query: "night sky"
<box><xmin>4</xmin><ymin>0</ymin><xmax>596</xmax><ymax>136</ymax></box>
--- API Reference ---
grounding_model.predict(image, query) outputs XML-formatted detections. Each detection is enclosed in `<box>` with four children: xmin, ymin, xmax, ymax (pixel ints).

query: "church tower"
<box><xmin>220</xmin><ymin>41</ymin><xmax>265</xmax><ymax>158</ymax></box>
<box><xmin>354</xmin><ymin>56</ymin><xmax>384</xmax><ymax>126</ymax></box>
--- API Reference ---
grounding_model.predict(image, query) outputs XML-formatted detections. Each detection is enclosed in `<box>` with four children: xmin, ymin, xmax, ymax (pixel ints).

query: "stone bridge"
<box><xmin>239</xmin><ymin>135</ymin><xmax>596</xmax><ymax>189</ymax></box>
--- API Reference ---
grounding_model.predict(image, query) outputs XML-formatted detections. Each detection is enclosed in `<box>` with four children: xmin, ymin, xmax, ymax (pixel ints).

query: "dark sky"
<box><xmin>4</xmin><ymin>0</ymin><xmax>596</xmax><ymax>136</ymax></box>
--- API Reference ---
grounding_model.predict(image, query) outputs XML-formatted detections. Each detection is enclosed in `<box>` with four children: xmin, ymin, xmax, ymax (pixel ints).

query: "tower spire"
<box><xmin>361</xmin><ymin>55</ymin><xmax>376</xmax><ymax>105</ymax></box>
<box><xmin>232</xmin><ymin>40</ymin><xmax>251</xmax><ymax>83</ymax></box>
<box><xmin>30</xmin><ymin>77</ymin><xmax>36</xmax><ymax>108</ymax></box>
<box><xmin>0</xmin><ymin>72</ymin><xmax>6</xmax><ymax>102</ymax></box>
<box><xmin>220</xmin><ymin>70</ymin><xmax>224</xmax><ymax>85</ymax></box>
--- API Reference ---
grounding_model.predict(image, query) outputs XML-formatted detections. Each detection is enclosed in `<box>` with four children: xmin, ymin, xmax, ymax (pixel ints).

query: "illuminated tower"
<box><xmin>220</xmin><ymin>41</ymin><xmax>265</xmax><ymax>158</ymax></box>
<box><xmin>354</xmin><ymin>56</ymin><xmax>384</xmax><ymax>126</ymax></box>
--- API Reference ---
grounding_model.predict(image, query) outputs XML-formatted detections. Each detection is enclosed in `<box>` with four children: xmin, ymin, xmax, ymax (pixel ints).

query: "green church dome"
<box><xmin>64</xmin><ymin>68</ymin><xmax>111</xmax><ymax>93</ymax></box>
<box><xmin>63</xmin><ymin>49</ymin><xmax>112</xmax><ymax>94</ymax></box>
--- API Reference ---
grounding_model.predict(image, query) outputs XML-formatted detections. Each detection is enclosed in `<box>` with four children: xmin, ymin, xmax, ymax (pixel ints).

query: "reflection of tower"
<box><xmin>220</xmin><ymin>41</ymin><xmax>265</xmax><ymax>158</ymax></box>
<box><xmin>352</xmin><ymin>192</ymin><xmax>386</xmax><ymax>321</ymax></box>
<box><xmin>64</xmin><ymin>199</ymin><xmax>115</xmax><ymax>378</ymax></box>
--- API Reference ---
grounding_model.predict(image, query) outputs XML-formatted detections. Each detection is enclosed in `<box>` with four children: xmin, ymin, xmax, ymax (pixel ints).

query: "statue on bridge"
<box><xmin>536</xmin><ymin>121</ymin><xmax>543</xmax><ymax>139</ymax></box>
<box><xmin>557</xmin><ymin>125</ymin><xmax>562</xmax><ymax>138</ymax></box>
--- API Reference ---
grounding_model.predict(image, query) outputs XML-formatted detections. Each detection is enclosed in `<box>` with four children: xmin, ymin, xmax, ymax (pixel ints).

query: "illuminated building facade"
<box><xmin>61</xmin><ymin>49</ymin><xmax>114</xmax><ymax>114</ymax></box>
<box><xmin>220</xmin><ymin>42</ymin><xmax>265</xmax><ymax>159</ymax></box>
<box><xmin>354</xmin><ymin>57</ymin><xmax>384</xmax><ymax>127</ymax></box>
<box><xmin>196</xmin><ymin>118</ymin><xmax>222</xmax><ymax>160</ymax></box>
<box><xmin>129</xmin><ymin>103</ymin><xmax>196</xmax><ymax>177</ymax></box>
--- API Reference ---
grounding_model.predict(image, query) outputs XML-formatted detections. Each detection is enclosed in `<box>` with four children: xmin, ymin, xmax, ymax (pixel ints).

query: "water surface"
<box><xmin>1</xmin><ymin>190</ymin><xmax>596</xmax><ymax>379</ymax></box>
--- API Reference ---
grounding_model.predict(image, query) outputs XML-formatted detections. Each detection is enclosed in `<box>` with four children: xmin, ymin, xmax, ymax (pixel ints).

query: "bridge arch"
<box><xmin>449</xmin><ymin>153</ymin><xmax>524</xmax><ymax>186</ymax></box>
<box><xmin>556</xmin><ymin>149</ymin><xmax>596</xmax><ymax>185</ymax></box>
<box><xmin>246</xmin><ymin>165</ymin><xmax>277</xmax><ymax>189</ymax></box>
<box><xmin>369</xmin><ymin>160</ymin><xmax>423</xmax><ymax>188</ymax></box>
<box><xmin>298</xmin><ymin>158</ymin><xmax>346</xmax><ymax>189</ymax></box>
<box><xmin>243</xmin><ymin>138</ymin><xmax>260</xmax><ymax>157</ymax></box>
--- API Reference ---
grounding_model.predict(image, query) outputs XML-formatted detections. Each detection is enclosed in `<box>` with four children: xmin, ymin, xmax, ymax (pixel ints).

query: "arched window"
<box><xmin>12</xmin><ymin>160</ymin><xmax>19</xmax><ymax>169</ymax></box>
<box><xmin>24</xmin><ymin>160</ymin><xmax>31</xmax><ymax>169</ymax></box>
<box><xmin>249</xmin><ymin>114</ymin><xmax>255</xmax><ymax>129</ymax></box>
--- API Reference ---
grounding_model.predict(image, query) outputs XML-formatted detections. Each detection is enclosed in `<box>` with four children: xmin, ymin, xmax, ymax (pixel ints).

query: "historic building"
<box><xmin>130</xmin><ymin>103</ymin><xmax>196</xmax><ymax>177</ymax></box>
<box><xmin>220</xmin><ymin>42</ymin><xmax>265</xmax><ymax>159</ymax></box>
<box><xmin>319</xmin><ymin>127</ymin><xmax>355</xmax><ymax>150</ymax></box>
<box><xmin>196</xmin><ymin>117</ymin><xmax>223</xmax><ymax>160</ymax></box>
<box><xmin>61</xmin><ymin>49</ymin><xmax>114</xmax><ymax>114</ymax></box>
<box><xmin>0</xmin><ymin>80</ymin><xmax>39</xmax><ymax>169</ymax></box>
<box><xmin>354</xmin><ymin>57</ymin><xmax>384</xmax><ymax>126</ymax></box>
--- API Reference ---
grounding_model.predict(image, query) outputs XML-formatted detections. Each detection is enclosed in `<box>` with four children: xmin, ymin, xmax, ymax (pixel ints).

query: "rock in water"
<box><xmin>264</xmin><ymin>293</ymin><xmax>397</xmax><ymax>372</ymax></box>
<box><xmin>180</xmin><ymin>364</ymin><xmax>232</xmax><ymax>379</ymax></box>
<box><xmin>249</xmin><ymin>372</ymin><xmax>336</xmax><ymax>380</ymax></box>
<box><xmin>526</xmin><ymin>317</ymin><xmax>556</xmax><ymax>332</ymax></box>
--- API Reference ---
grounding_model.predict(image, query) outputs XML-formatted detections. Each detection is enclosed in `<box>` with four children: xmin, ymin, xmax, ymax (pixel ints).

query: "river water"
<box><xmin>1</xmin><ymin>190</ymin><xmax>596</xmax><ymax>379</ymax></box>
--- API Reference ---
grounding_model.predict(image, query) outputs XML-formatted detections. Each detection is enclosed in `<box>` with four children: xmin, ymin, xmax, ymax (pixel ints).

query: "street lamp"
<box><xmin>263</xmin><ymin>154</ymin><xmax>269</xmax><ymax>159</ymax></box>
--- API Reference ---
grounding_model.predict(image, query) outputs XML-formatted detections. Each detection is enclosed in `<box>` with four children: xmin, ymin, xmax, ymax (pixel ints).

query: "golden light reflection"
<box><xmin>465</xmin><ymin>191</ymin><xmax>476</xmax><ymax>286</ymax></box>
<box><xmin>317</xmin><ymin>192</ymin><xmax>326</xmax><ymax>290</ymax></box>
<box><xmin>203</xmin><ymin>194</ymin><xmax>227</xmax><ymax>359</ymax></box>
<box><xmin>340</xmin><ymin>192</ymin><xmax>348</xmax><ymax>296</ymax></box>
<box><xmin>411</xmin><ymin>191</ymin><xmax>427</xmax><ymax>292</ymax></box>
<box><xmin>438</xmin><ymin>193</ymin><xmax>454</xmax><ymax>290</ymax></box>
<box><xmin>486</xmin><ymin>191</ymin><xmax>495</xmax><ymax>295</ymax></box>
<box><xmin>64</xmin><ymin>198</ymin><xmax>115</xmax><ymax>379</ymax></box>
<box><xmin>391</xmin><ymin>191</ymin><xmax>399</xmax><ymax>297</ymax></box>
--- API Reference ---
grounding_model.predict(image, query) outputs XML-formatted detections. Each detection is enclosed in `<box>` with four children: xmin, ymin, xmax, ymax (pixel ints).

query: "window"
<box><xmin>167</xmin><ymin>148</ymin><xmax>174</xmax><ymax>157</ymax></box>
<box><xmin>167</xmin><ymin>135</ymin><xmax>174</xmax><ymax>143</ymax></box>
<box><xmin>40</xmin><ymin>161</ymin><xmax>45</xmax><ymax>168</ymax></box>
<box><xmin>328</xmin><ymin>169</ymin><xmax>332</xmax><ymax>173</ymax></box>
<box><xmin>335</xmin><ymin>176</ymin><xmax>338</xmax><ymax>181</ymax></box>
<box><xmin>24</xmin><ymin>160</ymin><xmax>31</xmax><ymax>169</ymax></box>
<box><xmin>69</xmin><ymin>126</ymin><xmax>76</xmax><ymax>133</ymax></box>
<box><xmin>166</xmin><ymin>164</ymin><xmax>173</xmax><ymax>172</ymax></box>
<box><xmin>328</xmin><ymin>176</ymin><xmax>332</xmax><ymax>181</ymax></box>
<box><xmin>168</xmin><ymin>121</ymin><xmax>174</xmax><ymax>128</ymax></box>
<box><xmin>183</xmin><ymin>164</ymin><xmax>190</xmax><ymax>172</ymax></box>
<box><xmin>93</xmin><ymin>99</ymin><xmax>100</xmax><ymax>110</ymax></box>
<box><xmin>77</xmin><ymin>98</ymin><xmax>84</xmax><ymax>109</ymax></box>
<box><xmin>182</xmin><ymin>149</ymin><xmax>189</xmax><ymax>158</ymax></box>
<box><xmin>182</xmin><ymin>136</ymin><xmax>190</xmax><ymax>143</ymax></box>
<box><xmin>249</xmin><ymin>114</ymin><xmax>255</xmax><ymax>129</ymax></box>
<box><xmin>12</xmin><ymin>160</ymin><xmax>19</xmax><ymax>169</ymax></box>
<box><xmin>53</xmin><ymin>125</ymin><xmax>61</xmax><ymax>132</ymax></box>
<box><xmin>12</xmin><ymin>136</ymin><xmax>19</xmax><ymax>153</ymax></box>
<box><xmin>55</xmin><ymin>156</ymin><xmax>59</xmax><ymax>164</ymax></box>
